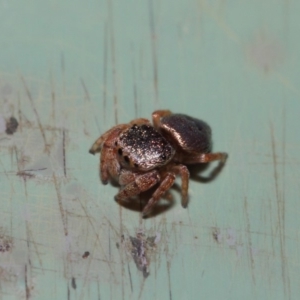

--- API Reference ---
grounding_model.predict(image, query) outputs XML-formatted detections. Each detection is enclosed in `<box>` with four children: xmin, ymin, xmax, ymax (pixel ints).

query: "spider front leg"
<box><xmin>152</xmin><ymin>110</ymin><xmax>172</xmax><ymax>128</ymax></box>
<box><xmin>142</xmin><ymin>171</ymin><xmax>176</xmax><ymax>217</ymax></box>
<box><xmin>89</xmin><ymin>125</ymin><xmax>128</xmax><ymax>184</ymax></box>
<box><xmin>129</xmin><ymin>118</ymin><xmax>151</xmax><ymax>126</ymax></box>
<box><xmin>115</xmin><ymin>170</ymin><xmax>160</xmax><ymax>203</ymax></box>
<box><xmin>142</xmin><ymin>164</ymin><xmax>190</xmax><ymax>216</ymax></box>
<box><xmin>89</xmin><ymin>124</ymin><xmax>128</xmax><ymax>155</ymax></box>
<box><xmin>171</xmin><ymin>164</ymin><xmax>190</xmax><ymax>208</ymax></box>
<box><xmin>183</xmin><ymin>152</ymin><xmax>228</xmax><ymax>164</ymax></box>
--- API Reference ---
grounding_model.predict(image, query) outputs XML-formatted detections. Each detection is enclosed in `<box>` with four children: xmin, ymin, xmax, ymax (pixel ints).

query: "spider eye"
<box><xmin>118</xmin><ymin>148</ymin><xmax>123</xmax><ymax>155</ymax></box>
<box><xmin>134</xmin><ymin>163</ymin><xmax>139</xmax><ymax>168</ymax></box>
<box><xmin>124</xmin><ymin>156</ymin><xmax>130</xmax><ymax>163</ymax></box>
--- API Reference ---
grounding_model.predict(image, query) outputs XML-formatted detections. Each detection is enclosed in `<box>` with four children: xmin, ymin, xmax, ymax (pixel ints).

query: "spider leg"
<box><xmin>115</xmin><ymin>170</ymin><xmax>160</xmax><ymax>202</ymax></box>
<box><xmin>152</xmin><ymin>110</ymin><xmax>172</xmax><ymax>128</ymax></box>
<box><xmin>183</xmin><ymin>152</ymin><xmax>228</xmax><ymax>164</ymax></box>
<box><xmin>129</xmin><ymin>118</ymin><xmax>151</xmax><ymax>126</ymax></box>
<box><xmin>89</xmin><ymin>124</ymin><xmax>128</xmax><ymax>154</ymax></box>
<box><xmin>142</xmin><ymin>172</ymin><xmax>176</xmax><ymax>217</ymax></box>
<box><xmin>90</xmin><ymin>125</ymin><xmax>128</xmax><ymax>184</ymax></box>
<box><xmin>89</xmin><ymin>135</ymin><xmax>105</xmax><ymax>155</ymax></box>
<box><xmin>100</xmin><ymin>149</ymin><xmax>120</xmax><ymax>184</ymax></box>
<box><xmin>170</xmin><ymin>164</ymin><xmax>190</xmax><ymax>208</ymax></box>
<box><xmin>118</xmin><ymin>169</ymin><xmax>139</xmax><ymax>185</ymax></box>
<box><xmin>99</xmin><ymin>144</ymin><xmax>110</xmax><ymax>184</ymax></box>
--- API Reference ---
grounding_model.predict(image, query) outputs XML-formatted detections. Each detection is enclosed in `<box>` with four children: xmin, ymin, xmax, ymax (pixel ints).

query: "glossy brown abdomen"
<box><xmin>159</xmin><ymin>114</ymin><xmax>212</xmax><ymax>156</ymax></box>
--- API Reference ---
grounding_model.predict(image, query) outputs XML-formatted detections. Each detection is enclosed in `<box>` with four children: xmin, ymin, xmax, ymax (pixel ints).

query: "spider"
<box><xmin>89</xmin><ymin>110</ymin><xmax>227</xmax><ymax>217</ymax></box>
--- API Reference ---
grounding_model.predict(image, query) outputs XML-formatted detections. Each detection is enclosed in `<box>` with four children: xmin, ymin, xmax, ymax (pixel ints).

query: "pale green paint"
<box><xmin>0</xmin><ymin>1</ymin><xmax>299</xmax><ymax>299</ymax></box>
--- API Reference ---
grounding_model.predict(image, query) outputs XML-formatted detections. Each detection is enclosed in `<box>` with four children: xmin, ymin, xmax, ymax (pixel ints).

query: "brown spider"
<box><xmin>89</xmin><ymin>110</ymin><xmax>227</xmax><ymax>217</ymax></box>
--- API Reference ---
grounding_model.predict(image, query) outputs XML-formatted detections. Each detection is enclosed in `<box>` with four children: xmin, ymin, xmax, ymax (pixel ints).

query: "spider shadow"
<box><xmin>114</xmin><ymin>158</ymin><xmax>228</xmax><ymax>218</ymax></box>
<box><xmin>189</xmin><ymin>158</ymin><xmax>227</xmax><ymax>183</ymax></box>
<box><xmin>115</xmin><ymin>186</ymin><xmax>175</xmax><ymax>218</ymax></box>
<box><xmin>171</xmin><ymin>159</ymin><xmax>227</xmax><ymax>193</ymax></box>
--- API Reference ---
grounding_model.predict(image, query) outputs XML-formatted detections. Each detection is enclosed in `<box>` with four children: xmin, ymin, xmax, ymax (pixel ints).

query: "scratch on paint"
<box><xmin>280</xmin><ymin>102</ymin><xmax>290</xmax><ymax>296</ymax></box>
<box><xmin>103</xmin><ymin>22</ymin><xmax>108</xmax><ymax>124</ymax></box>
<box><xmin>270</xmin><ymin>122</ymin><xmax>290</xmax><ymax>299</ymax></box>
<box><xmin>76</xmin><ymin>197</ymin><xmax>116</xmax><ymax>276</ymax></box>
<box><xmin>26</xmin><ymin>223</ymin><xmax>44</xmax><ymax>271</ymax></box>
<box><xmin>148</xmin><ymin>0</ymin><xmax>159</xmax><ymax>107</ymax></box>
<box><xmin>244</xmin><ymin>197</ymin><xmax>256</xmax><ymax>284</ymax></box>
<box><xmin>61</xmin><ymin>52</ymin><xmax>66</xmax><ymax>95</ymax></box>
<box><xmin>118</xmin><ymin>207</ymin><xmax>125</xmax><ymax>300</ymax></box>
<box><xmin>50</xmin><ymin>71</ymin><xmax>56</xmax><ymax>121</ymax></box>
<box><xmin>107</xmin><ymin>0</ymin><xmax>119</xmax><ymax>125</ymax></box>
<box><xmin>62</xmin><ymin>129</ymin><xmax>67</xmax><ymax>177</ymax></box>
<box><xmin>80</xmin><ymin>78</ymin><xmax>101</xmax><ymax>133</ymax></box>
<box><xmin>14</xmin><ymin>142</ymin><xmax>45</xmax><ymax>282</ymax></box>
<box><xmin>25</xmin><ymin>264</ymin><xmax>30</xmax><ymax>300</ymax></box>
<box><xmin>127</xmin><ymin>264</ymin><xmax>133</xmax><ymax>293</ymax></box>
<box><xmin>167</xmin><ymin>260</ymin><xmax>173</xmax><ymax>300</ymax></box>
<box><xmin>97</xmin><ymin>282</ymin><xmax>101</xmax><ymax>300</ymax></box>
<box><xmin>21</xmin><ymin>76</ymin><xmax>48</xmax><ymax>150</ymax></box>
<box><xmin>128</xmin><ymin>232</ymin><xmax>159</xmax><ymax>278</ymax></box>
<box><xmin>53</xmin><ymin>174</ymin><xmax>68</xmax><ymax>237</ymax></box>
<box><xmin>131</xmin><ymin>44</ymin><xmax>138</xmax><ymax>119</ymax></box>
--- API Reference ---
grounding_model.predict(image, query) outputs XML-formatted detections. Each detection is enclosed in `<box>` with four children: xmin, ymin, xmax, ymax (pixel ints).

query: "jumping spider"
<box><xmin>89</xmin><ymin>110</ymin><xmax>227</xmax><ymax>217</ymax></box>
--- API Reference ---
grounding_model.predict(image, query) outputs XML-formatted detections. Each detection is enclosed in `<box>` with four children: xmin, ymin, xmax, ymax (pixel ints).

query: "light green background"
<box><xmin>0</xmin><ymin>1</ymin><xmax>299</xmax><ymax>299</ymax></box>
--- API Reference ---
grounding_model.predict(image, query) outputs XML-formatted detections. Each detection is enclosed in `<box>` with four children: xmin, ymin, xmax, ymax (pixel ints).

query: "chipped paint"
<box><xmin>119</xmin><ymin>230</ymin><xmax>161</xmax><ymax>278</ymax></box>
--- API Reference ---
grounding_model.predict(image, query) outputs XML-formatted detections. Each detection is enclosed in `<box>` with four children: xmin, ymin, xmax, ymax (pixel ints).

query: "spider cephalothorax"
<box><xmin>89</xmin><ymin>110</ymin><xmax>227</xmax><ymax>217</ymax></box>
<box><xmin>115</xmin><ymin>123</ymin><xmax>175</xmax><ymax>171</ymax></box>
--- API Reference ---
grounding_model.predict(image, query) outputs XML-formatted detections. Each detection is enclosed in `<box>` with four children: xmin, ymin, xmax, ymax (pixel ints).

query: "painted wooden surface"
<box><xmin>0</xmin><ymin>1</ymin><xmax>299</xmax><ymax>299</ymax></box>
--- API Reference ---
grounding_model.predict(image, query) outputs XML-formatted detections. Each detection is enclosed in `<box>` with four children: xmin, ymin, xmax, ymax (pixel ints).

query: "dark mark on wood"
<box><xmin>82</xmin><ymin>251</ymin><xmax>90</xmax><ymax>259</ymax></box>
<box><xmin>17</xmin><ymin>168</ymin><xmax>47</xmax><ymax>179</ymax></box>
<box><xmin>25</xmin><ymin>264</ymin><xmax>30</xmax><ymax>300</ymax></box>
<box><xmin>71</xmin><ymin>277</ymin><xmax>76</xmax><ymax>289</ymax></box>
<box><xmin>16</xmin><ymin>171</ymin><xmax>35</xmax><ymax>179</ymax></box>
<box><xmin>127</xmin><ymin>264</ymin><xmax>133</xmax><ymax>293</ymax></box>
<box><xmin>5</xmin><ymin>117</ymin><xmax>19</xmax><ymax>135</ymax></box>
<box><xmin>212</xmin><ymin>227</ymin><xmax>220</xmax><ymax>242</ymax></box>
<box><xmin>97</xmin><ymin>281</ymin><xmax>101</xmax><ymax>300</ymax></box>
